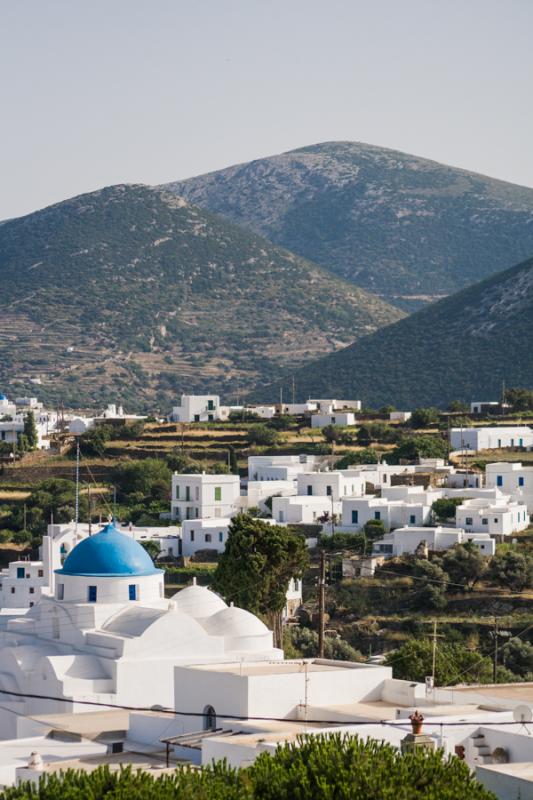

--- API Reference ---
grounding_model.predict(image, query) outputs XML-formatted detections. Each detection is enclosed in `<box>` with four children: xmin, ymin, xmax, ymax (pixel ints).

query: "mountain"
<box><xmin>255</xmin><ymin>255</ymin><xmax>533</xmax><ymax>409</ymax></box>
<box><xmin>0</xmin><ymin>184</ymin><xmax>403</xmax><ymax>410</ymax></box>
<box><xmin>165</xmin><ymin>142</ymin><xmax>533</xmax><ymax>308</ymax></box>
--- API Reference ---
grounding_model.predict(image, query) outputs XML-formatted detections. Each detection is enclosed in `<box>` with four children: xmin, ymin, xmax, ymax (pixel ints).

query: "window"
<box><xmin>175</xmin><ymin>485</ymin><xmax>180</xmax><ymax>500</ymax></box>
<box><xmin>494</xmin><ymin>518</ymin><xmax>498</xmax><ymax>523</ymax></box>
<box><xmin>218</xmin><ymin>531</ymin><xmax>224</xmax><ymax>543</ymax></box>
<box><xmin>482</xmin><ymin>518</ymin><xmax>488</xmax><ymax>525</ymax></box>
<box><xmin>519</xmin><ymin>477</ymin><xmax>525</xmax><ymax>487</ymax></box>
<box><xmin>351</xmin><ymin>510</ymin><xmax>358</xmax><ymax>524</ymax></box>
<box><xmin>519</xmin><ymin>438</ymin><xmax>524</xmax><ymax>447</ymax></box>
<box><xmin>510</xmin><ymin>439</ymin><xmax>515</xmax><ymax>447</ymax></box>
<box><xmin>87</xmin><ymin>585</ymin><xmax>97</xmax><ymax>603</ymax></box>
<box><xmin>10</xmin><ymin>587</ymin><xmax>15</xmax><ymax>594</ymax></box>
<box><xmin>466</xmin><ymin>517</ymin><xmax>473</xmax><ymax>526</ymax></box>
<box><xmin>195</xmin><ymin>486</ymin><xmax>200</xmax><ymax>500</ymax></box>
<box><xmin>207</xmin><ymin>399</ymin><xmax>214</xmax><ymax>411</ymax></box>
<box><xmin>307</xmin><ymin>485</ymin><xmax>313</xmax><ymax>496</ymax></box>
<box><xmin>16</xmin><ymin>567</ymin><xmax>25</xmax><ymax>579</ymax></box>
<box><xmin>208</xmin><ymin>414</ymin><xmax>214</xmax><ymax>422</ymax></box>
<box><xmin>214</xmin><ymin>486</ymin><xmax>222</xmax><ymax>502</ymax></box>
<box><xmin>29</xmin><ymin>587</ymin><xmax>34</xmax><ymax>594</ymax></box>
<box><xmin>496</xmin><ymin>475</ymin><xmax>503</xmax><ymax>487</ymax></box>
<box><xmin>409</xmin><ymin>515</ymin><xmax>416</xmax><ymax>524</ymax></box>
<box><xmin>38</xmin><ymin>570</ymin><xmax>44</xmax><ymax>578</ymax></box>
<box><xmin>203</xmin><ymin>705</ymin><xmax>216</xmax><ymax>730</ymax></box>
<box><xmin>185</xmin><ymin>486</ymin><xmax>191</xmax><ymax>502</ymax></box>
<box><xmin>279</xmin><ymin>511</ymin><xmax>285</xmax><ymax>522</ymax></box>
<box><xmin>205</xmin><ymin>533</ymin><xmax>212</xmax><ymax>543</ymax></box>
<box><xmin>128</xmin><ymin>584</ymin><xmax>137</xmax><ymax>601</ymax></box>
<box><xmin>326</xmin><ymin>486</ymin><xmax>332</xmax><ymax>496</ymax></box>
<box><xmin>29</xmin><ymin>602</ymin><xmax>34</xmax><ymax>607</ymax></box>
<box><xmin>194</xmin><ymin>414</ymin><xmax>200</xmax><ymax>422</ymax></box>
<box><xmin>190</xmin><ymin>531</ymin><xmax>195</xmax><ymax>542</ymax></box>
<box><xmin>374</xmin><ymin>511</ymin><xmax>381</xmax><ymax>521</ymax></box>
<box><xmin>57</xmin><ymin>583</ymin><xmax>64</xmax><ymax>600</ymax></box>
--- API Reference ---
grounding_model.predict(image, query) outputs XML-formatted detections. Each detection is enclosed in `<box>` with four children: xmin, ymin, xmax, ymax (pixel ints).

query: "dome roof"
<box><xmin>55</xmin><ymin>523</ymin><xmax>162</xmax><ymax>577</ymax></box>
<box><xmin>172</xmin><ymin>582</ymin><xmax>227</xmax><ymax>619</ymax></box>
<box><xmin>0</xmin><ymin>393</ymin><xmax>8</xmax><ymax>401</ymax></box>
<box><xmin>202</xmin><ymin>605</ymin><xmax>270</xmax><ymax>637</ymax></box>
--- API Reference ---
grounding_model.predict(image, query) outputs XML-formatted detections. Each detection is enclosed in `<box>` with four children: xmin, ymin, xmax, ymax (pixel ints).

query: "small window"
<box><xmin>214</xmin><ymin>487</ymin><xmax>222</xmax><ymax>502</ymax></box>
<box><xmin>16</xmin><ymin>567</ymin><xmax>25</xmax><ymax>579</ymax></box>
<box><xmin>307</xmin><ymin>485</ymin><xmax>313</xmax><ymax>496</ymax></box>
<box><xmin>205</xmin><ymin>533</ymin><xmax>212</xmax><ymax>543</ymax></box>
<box><xmin>38</xmin><ymin>570</ymin><xmax>44</xmax><ymax>578</ymax></box>
<box><xmin>128</xmin><ymin>584</ymin><xmax>137</xmax><ymax>601</ymax></box>
<box><xmin>11</xmin><ymin>587</ymin><xmax>15</xmax><ymax>594</ymax></box>
<box><xmin>57</xmin><ymin>583</ymin><xmax>64</xmax><ymax>600</ymax></box>
<box><xmin>466</xmin><ymin>517</ymin><xmax>473</xmax><ymax>526</ymax></box>
<box><xmin>496</xmin><ymin>475</ymin><xmax>503</xmax><ymax>487</ymax></box>
<box><xmin>326</xmin><ymin>486</ymin><xmax>332</xmax><ymax>496</ymax></box>
<box><xmin>351</xmin><ymin>510</ymin><xmax>358</xmax><ymax>524</ymax></box>
<box><xmin>494</xmin><ymin>518</ymin><xmax>498</xmax><ymax>523</ymax></box>
<box><xmin>409</xmin><ymin>515</ymin><xmax>416</xmax><ymax>524</ymax></box>
<box><xmin>190</xmin><ymin>531</ymin><xmax>195</xmax><ymax>542</ymax></box>
<box><xmin>219</xmin><ymin>531</ymin><xmax>224</xmax><ymax>542</ymax></box>
<box><xmin>29</xmin><ymin>587</ymin><xmax>35</xmax><ymax>594</ymax></box>
<box><xmin>87</xmin><ymin>585</ymin><xmax>97</xmax><ymax>603</ymax></box>
<box><xmin>374</xmin><ymin>511</ymin><xmax>381</xmax><ymax>521</ymax></box>
<box><xmin>519</xmin><ymin>477</ymin><xmax>525</xmax><ymax>487</ymax></box>
<box><xmin>195</xmin><ymin>486</ymin><xmax>200</xmax><ymax>500</ymax></box>
<box><xmin>29</xmin><ymin>602</ymin><xmax>34</xmax><ymax>607</ymax></box>
<box><xmin>175</xmin><ymin>485</ymin><xmax>180</xmax><ymax>499</ymax></box>
<box><xmin>482</xmin><ymin>518</ymin><xmax>488</xmax><ymax>525</ymax></box>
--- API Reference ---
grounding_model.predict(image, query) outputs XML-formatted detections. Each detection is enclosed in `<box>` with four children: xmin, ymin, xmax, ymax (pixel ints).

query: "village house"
<box><xmin>372</xmin><ymin>525</ymin><xmax>495</xmax><ymax>558</ymax></box>
<box><xmin>169</xmin><ymin>394</ymin><xmax>229</xmax><ymax>423</ymax></box>
<box><xmin>455</xmin><ymin>497</ymin><xmax>530</xmax><ymax>537</ymax></box>
<box><xmin>171</xmin><ymin>473</ymin><xmax>240</xmax><ymax>522</ymax></box>
<box><xmin>450</xmin><ymin>426</ymin><xmax>533</xmax><ymax>452</ymax></box>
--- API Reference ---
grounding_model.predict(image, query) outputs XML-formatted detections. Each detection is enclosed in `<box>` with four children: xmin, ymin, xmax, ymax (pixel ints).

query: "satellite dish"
<box><xmin>513</xmin><ymin>704</ymin><xmax>533</xmax><ymax>724</ymax></box>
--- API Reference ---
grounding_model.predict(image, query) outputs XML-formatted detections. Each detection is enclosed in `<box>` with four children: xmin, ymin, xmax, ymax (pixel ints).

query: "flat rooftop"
<box><xmin>31</xmin><ymin>709</ymin><xmax>130</xmax><ymax>738</ymax></box>
<box><xmin>189</xmin><ymin>659</ymin><xmax>373</xmax><ymax>676</ymax></box>
<box><xmin>450</xmin><ymin>683</ymin><xmax>533</xmax><ymax>705</ymax></box>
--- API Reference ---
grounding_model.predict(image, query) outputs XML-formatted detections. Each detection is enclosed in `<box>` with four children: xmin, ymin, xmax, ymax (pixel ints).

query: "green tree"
<box><xmin>504</xmin><ymin>638</ymin><xmax>533</xmax><ymax>678</ymax></box>
<box><xmin>322</xmin><ymin>424</ymin><xmax>353</xmax><ymax>445</ymax></box>
<box><xmin>0</xmin><ymin>735</ymin><xmax>495</xmax><ymax>799</ymax></box>
<box><xmin>23</xmin><ymin>410</ymin><xmax>39</xmax><ymax>450</ymax></box>
<box><xmin>227</xmin><ymin>445</ymin><xmax>239</xmax><ymax>474</ymax></box>
<box><xmin>431</xmin><ymin>497</ymin><xmax>464</xmax><ymax>522</ymax></box>
<box><xmin>410</xmin><ymin>407</ymin><xmax>440</xmax><ymax>428</ymax></box>
<box><xmin>393</xmin><ymin>435</ymin><xmax>448</xmax><ymax>461</ymax></box>
<box><xmin>212</xmin><ymin>514</ymin><xmax>308</xmax><ymax>647</ymax></box>
<box><xmin>386</xmin><ymin>638</ymin><xmax>493</xmax><ymax>685</ymax></box>
<box><xmin>488</xmin><ymin>551</ymin><xmax>533</xmax><ymax>593</ymax></box>
<box><xmin>247</xmin><ymin>424</ymin><xmax>280</xmax><ymax>446</ymax></box>
<box><xmin>448</xmin><ymin>400</ymin><xmax>469</xmax><ymax>412</ymax></box>
<box><xmin>112</xmin><ymin>459</ymin><xmax>171</xmax><ymax>504</ymax></box>
<box><xmin>412</xmin><ymin>559</ymin><xmax>449</xmax><ymax>610</ymax></box>
<box><xmin>334</xmin><ymin>448</ymin><xmax>379</xmax><ymax>468</ymax></box>
<box><xmin>250</xmin><ymin>734</ymin><xmax>494</xmax><ymax>800</ymax></box>
<box><xmin>78</xmin><ymin>424</ymin><xmax>111</xmax><ymax>457</ymax></box>
<box><xmin>284</xmin><ymin>627</ymin><xmax>363</xmax><ymax>662</ymax></box>
<box><xmin>442</xmin><ymin>541</ymin><xmax>486</xmax><ymax>592</ymax></box>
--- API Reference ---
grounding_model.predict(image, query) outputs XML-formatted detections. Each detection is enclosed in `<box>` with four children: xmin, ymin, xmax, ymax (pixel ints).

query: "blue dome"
<box><xmin>55</xmin><ymin>523</ymin><xmax>162</xmax><ymax>577</ymax></box>
<box><xmin>0</xmin><ymin>393</ymin><xmax>7</xmax><ymax>401</ymax></box>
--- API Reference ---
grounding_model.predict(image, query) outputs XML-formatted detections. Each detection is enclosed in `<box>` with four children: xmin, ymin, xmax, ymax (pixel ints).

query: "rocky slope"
<box><xmin>254</xmin><ymin>255</ymin><xmax>533</xmax><ymax>408</ymax></box>
<box><xmin>166</xmin><ymin>142</ymin><xmax>533</xmax><ymax>308</ymax></box>
<box><xmin>0</xmin><ymin>184</ymin><xmax>403</xmax><ymax>409</ymax></box>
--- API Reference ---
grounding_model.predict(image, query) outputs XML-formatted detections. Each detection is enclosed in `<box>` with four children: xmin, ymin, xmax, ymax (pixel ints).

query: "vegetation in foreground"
<box><xmin>1</xmin><ymin>734</ymin><xmax>495</xmax><ymax>799</ymax></box>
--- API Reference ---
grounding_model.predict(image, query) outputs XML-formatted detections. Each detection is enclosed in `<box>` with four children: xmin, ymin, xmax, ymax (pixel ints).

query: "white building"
<box><xmin>170</xmin><ymin>395</ymin><xmax>228</xmax><ymax>423</ymax></box>
<box><xmin>246</xmin><ymin>405</ymin><xmax>276</xmax><ymax>419</ymax></box>
<box><xmin>310</xmin><ymin>399</ymin><xmax>362</xmax><ymax>413</ymax></box>
<box><xmin>181</xmin><ymin>518</ymin><xmax>231</xmax><ymax>557</ymax></box>
<box><xmin>0</xmin><ymin>523</ymin><xmax>287</xmax><ymax>739</ymax></box>
<box><xmin>247</xmin><ymin>454</ymin><xmax>320</xmax><ymax>482</ymax></box>
<box><xmin>456</xmin><ymin>497</ymin><xmax>529</xmax><ymax>537</ymax></box>
<box><xmin>389</xmin><ymin>411</ymin><xmax>412</xmax><ymax>423</ymax></box>
<box><xmin>311</xmin><ymin>412</ymin><xmax>356</xmax><ymax>429</ymax></box>
<box><xmin>340</xmin><ymin>496</ymin><xmax>434</xmax><ymax>532</ymax></box>
<box><xmin>171</xmin><ymin>473</ymin><xmax>240</xmax><ymax>522</ymax></box>
<box><xmin>279</xmin><ymin>402</ymin><xmax>318</xmax><ymax>416</ymax></box>
<box><xmin>485</xmin><ymin>462</ymin><xmax>533</xmax><ymax>512</ymax></box>
<box><xmin>272</xmin><ymin>495</ymin><xmax>341</xmax><ymax>524</ymax></box>
<box><xmin>0</xmin><ymin>392</ymin><xmax>58</xmax><ymax>450</ymax></box>
<box><xmin>296</xmin><ymin>471</ymin><xmax>365</xmax><ymax>502</ymax></box>
<box><xmin>450</xmin><ymin>426</ymin><xmax>533</xmax><ymax>452</ymax></box>
<box><xmin>372</xmin><ymin>526</ymin><xmax>495</xmax><ymax>557</ymax></box>
<box><xmin>0</xmin><ymin>522</ymin><xmax>182</xmax><ymax>610</ymax></box>
<box><xmin>245</xmin><ymin>480</ymin><xmax>296</xmax><ymax>511</ymax></box>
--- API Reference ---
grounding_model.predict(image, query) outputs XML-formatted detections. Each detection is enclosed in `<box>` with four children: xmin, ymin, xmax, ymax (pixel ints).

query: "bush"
<box><xmin>431</xmin><ymin>497</ymin><xmax>464</xmax><ymax>521</ymax></box>
<box><xmin>0</xmin><ymin>735</ymin><xmax>494</xmax><ymax>799</ymax></box>
<box><xmin>334</xmin><ymin>448</ymin><xmax>379</xmax><ymax>468</ymax></box>
<box><xmin>247</xmin><ymin>424</ymin><xmax>280</xmax><ymax>446</ymax></box>
<box><xmin>488</xmin><ymin>550</ymin><xmax>533</xmax><ymax>593</ymax></box>
<box><xmin>386</xmin><ymin>638</ymin><xmax>492</xmax><ymax>685</ymax></box>
<box><xmin>410</xmin><ymin>407</ymin><xmax>440</xmax><ymax>428</ymax></box>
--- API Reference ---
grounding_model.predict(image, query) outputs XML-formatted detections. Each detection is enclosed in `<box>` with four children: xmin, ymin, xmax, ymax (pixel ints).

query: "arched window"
<box><xmin>203</xmin><ymin>705</ymin><xmax>216</xmax><ymax>730</ymax></box>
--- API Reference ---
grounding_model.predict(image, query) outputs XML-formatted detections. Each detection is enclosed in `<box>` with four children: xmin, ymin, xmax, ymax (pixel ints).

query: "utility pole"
<box><xmin>431</xmin><ymin>619</ymin><xmax>438</xmax><ymax>690</ymax></box>
<box><xmin>493</xmin><ymin>618</ymin><xmax>499</xmax><ymax>684</ymax></box>
<box><xmin>291</xmin><ymin>376</ymin><xmax>296</xmax><ymax>406</ymax></box>
<box><xmin>74</xmin><ymin>438</ymin><xmax>80</xmax><ymax>532</ymax></box>
<box><xmin>88</xmin><ymin>486</ymin><xmax>92</xmax><ymax>536</ymax></box>
<box><xmin>318</xmin><ymin>550</ymin><xmax>326</xmax><ymax>658</ymax></box>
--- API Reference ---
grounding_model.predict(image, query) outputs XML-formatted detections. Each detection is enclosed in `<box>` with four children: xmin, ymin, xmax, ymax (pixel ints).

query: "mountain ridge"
<box><xmin>255</xmin><ymin>253</ymin><xmax>533</xmax><ymax>408</ymax></box>
<box><xmin>165</xmin><ymin>141</ymin><xmax>533</xmax><ymax>307</ymax></box>
<box><xmin>0</xmin><ymin>183</ymin><xmax>402</xmax><ymax>409</ymax></box>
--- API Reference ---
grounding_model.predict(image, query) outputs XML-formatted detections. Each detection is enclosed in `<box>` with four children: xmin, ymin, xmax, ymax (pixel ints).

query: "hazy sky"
<box><xmin>1</xmin><ymin>0</ymin><xmax>532</xmax><ymax>219</ymax></box>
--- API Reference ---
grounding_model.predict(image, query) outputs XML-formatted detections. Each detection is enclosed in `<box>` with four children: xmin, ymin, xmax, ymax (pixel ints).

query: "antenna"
<box><xmin>74</xmin><ymin>438</ymin><xmax>80</xmax><ymax>533</ymax></box>
<box><xmin>292</xmin><ymin>375</ymin><xmax>296</xmax><ymax>406</ymax></box>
